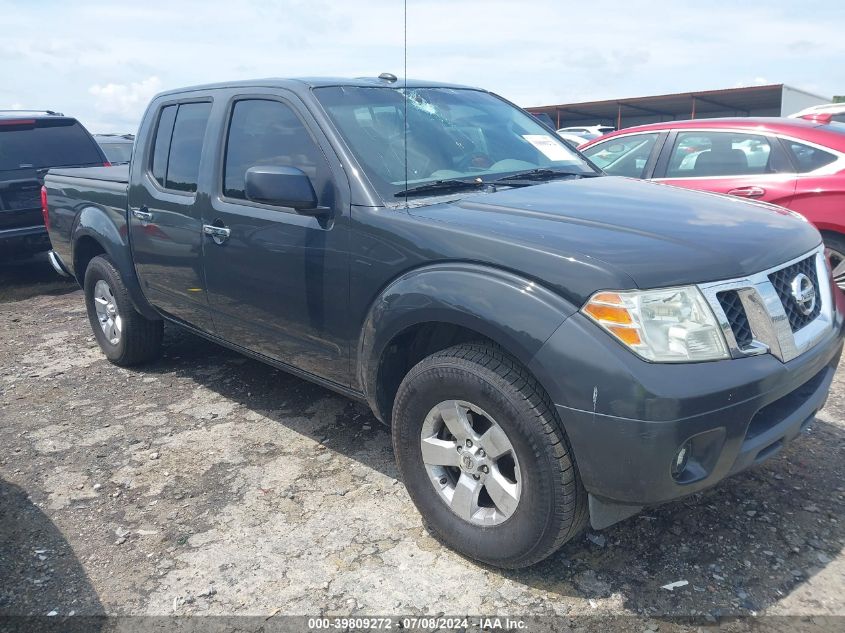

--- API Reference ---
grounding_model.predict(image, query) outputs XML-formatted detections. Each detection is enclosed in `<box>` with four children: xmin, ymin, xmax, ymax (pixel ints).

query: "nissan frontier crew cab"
<box><xmin>43</xmin><ymin>76</ymin><xmax>844</xmax><ymax>569</ymax></box>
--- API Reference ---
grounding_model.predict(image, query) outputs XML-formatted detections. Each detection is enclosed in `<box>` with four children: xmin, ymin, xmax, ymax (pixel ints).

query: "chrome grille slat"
<box><xmin>768</xmin><ymin>256</ymin><xmax>821</xmax><ymax>331</ymax></box>
<box><xmin>699</xmin><ymin>246</ymin><xmax>833</xmax><ymax>363</ymax></box>
<box><xmin>717</xmin><ymin>290</ymin><xmax>753</xmax><ymax>349</ymax></box>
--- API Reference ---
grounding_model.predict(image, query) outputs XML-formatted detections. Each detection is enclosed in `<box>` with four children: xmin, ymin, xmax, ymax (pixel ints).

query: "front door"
<box><xmin>129</xmin><ymin>99</ymin><xmax>215</xmax><ymax>332</ymax></box>
<box><xmin>201</xmin><ymin>95</ymin><xmax>350</xmax><ymax>385</ymax></box>
<box><xmin>653</xmin><ymin>130</ymin><xmax>797</xmax><ymax>208</ymax></box>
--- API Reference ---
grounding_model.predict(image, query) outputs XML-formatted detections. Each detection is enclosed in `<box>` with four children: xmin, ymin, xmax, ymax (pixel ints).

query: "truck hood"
<box><xmin>409</xmin><ymin>176</ymin><xmax>821</xmax><ymax>290</ymax></box>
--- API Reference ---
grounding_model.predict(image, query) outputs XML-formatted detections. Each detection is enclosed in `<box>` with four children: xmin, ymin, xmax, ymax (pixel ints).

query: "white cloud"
<box><xmin>89</xmin><ymin>76</ymin><xmax>162</xmax><ymax>117</ymax></box>
<box><xmin>735</xmin><ymin>77</ymin><xmax>774</xmax><ymax>88</ymax></box>
<box><xmin>0</xmin><ymin>0</ymin><xmax>842</xmax><ymax>131</ymax></box>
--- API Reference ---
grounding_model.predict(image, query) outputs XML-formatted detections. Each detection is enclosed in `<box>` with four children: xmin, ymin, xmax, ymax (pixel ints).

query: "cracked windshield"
<box><xmin>315</xmin><ymin>86</ymin><xmax>596</xmax><ymax>199</ymax></box>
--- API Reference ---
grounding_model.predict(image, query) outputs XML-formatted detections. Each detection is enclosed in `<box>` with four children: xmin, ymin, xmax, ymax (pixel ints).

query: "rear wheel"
<box><xmin>823</xmin><ymin>233</ymin><xmax>845</xmax><ymax>291</ymax></box>
<box><xmin>84</xmin><ymin>255</ymin><xmax>163</xmax><ymax>366</ymax></box>
<box><xmin>392</xmin><ymin>343</ymin><xmax>587</xmax><ymax>568</ymax></box>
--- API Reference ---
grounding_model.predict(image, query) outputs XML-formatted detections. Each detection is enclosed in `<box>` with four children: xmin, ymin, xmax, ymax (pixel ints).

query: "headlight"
<box><xmin>582</xmin><ymin>286</ymin><xmax>729</xmax><ymax>362</ymax></box>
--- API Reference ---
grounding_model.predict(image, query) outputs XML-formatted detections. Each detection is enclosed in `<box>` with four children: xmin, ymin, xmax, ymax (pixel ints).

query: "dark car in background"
<box><xmin>94</xmin><ymin>133</ymin><xmax>134</xmax><ymax>165</ymax></box>
<box><xmin>0</xmin><ymin>111</ymin><xmax>107</xmax><ymax>261</ymax></box>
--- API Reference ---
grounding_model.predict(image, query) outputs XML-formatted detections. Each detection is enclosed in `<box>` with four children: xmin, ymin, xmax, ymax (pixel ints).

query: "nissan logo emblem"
<box><xmin>790</xmin><ymin>273</ymin><xmax>816</xmax><ymax>316</ymax></box>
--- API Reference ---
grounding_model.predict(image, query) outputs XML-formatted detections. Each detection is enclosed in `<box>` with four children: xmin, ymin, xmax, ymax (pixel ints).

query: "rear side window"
<box><xmin>0</xmin><ymin>118</ymin><xmax>103</xmax><ymax>172</ymax></box>
<box><xmin>149</xmin><ymin>102</ymin><xmax>212</xmax><ymax>192</ymax></box>
<box><xmin>665</xmin><ymin>131</ymin><xmax>787</xmax><ymax>178</ymax></box>
<box><xmin>582</xmin><ymin>133</ymin><xmax>659</xmax><ymax>178</ymax></box>
<box><xmin>150</xmin><ymin>105</ymin><xmax>177</xmax><ymax>186</ymax></box>
<box><xmin>223</xmin><ymin>99</ymin><xmax>330</xmax><ymax>202</ymax></box>
<box><xmin>784</xmin><ymin>140</ymin><xmax>838</xmax><ymax>173</ymax></box>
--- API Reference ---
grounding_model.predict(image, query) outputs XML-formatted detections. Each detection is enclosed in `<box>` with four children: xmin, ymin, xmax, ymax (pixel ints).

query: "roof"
<box><xmin>580</xmin><ymin>116</ymin><xmax>845</xmax><ymax>149</ymax></box>
<box><xmin>155</xmin><ymin>76</ymin><xmax>478</xmax><ymax>99</ymax></box>
<box><xmin>0</xmin><ymin>110</ymin><xmax>67</xmax><ymax>120</ymax></box>
<box><xmin>527</xmin><ymin>84</ymin><xmax>829</xmax><ymax>128</ymax></box>
<box><xmin>601</xmin><ymin>116</ymin><xmax>822</xmax><ymax>133</ymax></box>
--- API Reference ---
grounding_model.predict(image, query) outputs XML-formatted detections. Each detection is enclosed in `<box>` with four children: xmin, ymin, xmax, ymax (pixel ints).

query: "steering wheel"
<box><xmin>457</xmin><ymin>151</ymin><xmax>494</xmax><ymax>171</ymax></box>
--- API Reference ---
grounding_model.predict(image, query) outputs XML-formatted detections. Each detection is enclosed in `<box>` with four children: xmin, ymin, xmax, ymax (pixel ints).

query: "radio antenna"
<box><xmin>403</xmin><ymin>0</ymin><xmax>408</xmax><ymax>207</ymax></box>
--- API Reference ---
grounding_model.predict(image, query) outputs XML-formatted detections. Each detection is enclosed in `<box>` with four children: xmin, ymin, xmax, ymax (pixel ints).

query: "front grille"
<box><xmin>768</xmin><ymin>256</ymin><xmax>821</xmax><ymax>332</ymax></box>
<box><xmin>717</xmin><ymin>290</ymin><xmax>753</xmax><ymax>348</ymax></box>
<box><xmin>700</xmin><ymin>248</ymin><xmax>831</xmax><ymax>363</ymax></box>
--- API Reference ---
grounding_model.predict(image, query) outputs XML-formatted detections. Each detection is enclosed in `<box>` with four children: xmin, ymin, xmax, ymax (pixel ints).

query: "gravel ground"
<box><xmin>1</xmin><ymin>256</ymin><xmax>844</xmax><ymax>631</ymax></box>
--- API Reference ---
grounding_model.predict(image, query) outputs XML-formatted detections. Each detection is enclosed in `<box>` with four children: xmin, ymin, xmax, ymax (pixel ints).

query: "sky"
<box><xmin>1</xmin><ymin>0</ymin><xmax>843</xmax><ymax>133</ymax></box>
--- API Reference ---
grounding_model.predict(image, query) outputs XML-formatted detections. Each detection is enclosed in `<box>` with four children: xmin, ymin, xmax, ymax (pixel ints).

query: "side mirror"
<box><xmin>244</xmin><ymin>166</ymin><xmax>321</xmax><ymax>213</ymax></box>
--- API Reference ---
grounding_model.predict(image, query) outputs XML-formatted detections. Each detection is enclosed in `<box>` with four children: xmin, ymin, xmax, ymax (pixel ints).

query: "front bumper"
<box><xmin>529</xmin><ymin>301</ymin><xmax>844</xmax><ymax>527</ymax></box>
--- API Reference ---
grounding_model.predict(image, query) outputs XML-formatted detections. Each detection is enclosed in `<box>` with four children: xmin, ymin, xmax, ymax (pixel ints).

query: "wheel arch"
<box><xmin>358</xmin><ymin>263</ymin><xmax>578</xmax><ymax>424</ymax></box>
<box><xmin>72</xmin><ymin>206</ymin><xmax>159</xmax><ymax>320</ymax></box>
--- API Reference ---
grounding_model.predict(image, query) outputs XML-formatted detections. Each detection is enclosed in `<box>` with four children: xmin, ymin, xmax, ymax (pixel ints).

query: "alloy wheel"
<box><xmin>420</xmin><ymin>400</ymin><xmax>522</xmax><ymax>526</ymax></box>
<box><xmin>93</xmin><ymin>279</ymin><xmax>122</xmax><ymax>345</ymax></box>
<box><xmin>826</xmin><ymin>247</ymin><xmax>845</xmax><ymax>292</ymax></box>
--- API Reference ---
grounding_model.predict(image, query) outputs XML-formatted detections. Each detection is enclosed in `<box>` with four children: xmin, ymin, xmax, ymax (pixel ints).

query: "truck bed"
<box><xmin>44</xmin><ymin>165</ymin><xmax>131</xmax><ymax>278</ymax></box>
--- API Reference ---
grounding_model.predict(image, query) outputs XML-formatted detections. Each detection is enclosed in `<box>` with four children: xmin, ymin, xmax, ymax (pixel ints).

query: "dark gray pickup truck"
<box><xmin>44</xmin><ymin>76</ymin><xmax>844</xmax><ymax>568</ymax></box>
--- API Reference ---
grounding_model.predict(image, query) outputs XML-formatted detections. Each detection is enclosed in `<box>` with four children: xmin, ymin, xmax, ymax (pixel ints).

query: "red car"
<box><xmin>580</xmin><ymin>117</ymin><xmax>845</xmax><ymax>289</ymax></box>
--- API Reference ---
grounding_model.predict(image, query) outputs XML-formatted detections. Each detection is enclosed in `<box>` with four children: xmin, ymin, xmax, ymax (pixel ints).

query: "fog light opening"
<box><xmin>671</xmin><ymin>441</ymin><xmax>692</xmax><ymax>480</ymax></box>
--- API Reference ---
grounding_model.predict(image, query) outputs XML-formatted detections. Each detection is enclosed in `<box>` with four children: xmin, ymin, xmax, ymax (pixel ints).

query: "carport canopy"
<box><xmin>528</xmin><ymin>84</ymin><xmax>790</xmax><ymax>131</ymax></box>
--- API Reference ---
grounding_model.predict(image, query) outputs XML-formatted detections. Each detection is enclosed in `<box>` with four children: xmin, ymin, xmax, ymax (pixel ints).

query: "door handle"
<box><xmin>203</xmin><ymin>223</ymin><xmax>231</xmax><ymax>245</ymax></box>
<box><xmin>132</xmin><ymin>207</ymin><xmax>153</xmax><ymax>222</ymax></box>
<box><xmin>727</xmin><ymin>186</ymin><xmax>766</xmax><ymax>198</ymax></box>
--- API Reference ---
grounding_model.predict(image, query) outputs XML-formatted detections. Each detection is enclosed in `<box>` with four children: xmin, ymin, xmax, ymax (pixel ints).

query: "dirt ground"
<box><xmin>1</xmin><ymin>256</ymin><xmax>843</xmax><ymax>631</ymax></box>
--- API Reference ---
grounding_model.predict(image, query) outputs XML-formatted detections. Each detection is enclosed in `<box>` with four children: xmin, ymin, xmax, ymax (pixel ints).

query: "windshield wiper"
<box><xmin>494</xmin><ymin>168</ymin><xmax>601</xmax><ymax>185</ymax></box>
<box><xmin>394</xmin><ymin>178</ymin><xmax>486</xmax><ymax>198</ymax></box>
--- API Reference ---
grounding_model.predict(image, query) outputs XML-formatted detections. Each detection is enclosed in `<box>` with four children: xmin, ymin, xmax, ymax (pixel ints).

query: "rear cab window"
<box><xmin>99</xmin><ymin>143</ymin><xmax>133</xmax><ymax>164</ymax></box>
<box><xmin>148</xmin><ymin>102</ymin><xmax>212</xmax><ymax>193</ymax></box>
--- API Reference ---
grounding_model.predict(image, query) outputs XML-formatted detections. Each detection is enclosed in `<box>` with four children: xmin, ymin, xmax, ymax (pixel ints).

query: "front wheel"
<box><xmin>84</xmin><ymin>255</ymin><xmax>163</xmax><ymax>366</ymax></box>
<box><xmin>392</xmin><ymin>343</ymin><xmax>587</xmax><ymax>568</ymax></box>
<box><xmin>823</xmin><ymin>233</ymin><xmax>845</xmax><ymax>292</ymax></box>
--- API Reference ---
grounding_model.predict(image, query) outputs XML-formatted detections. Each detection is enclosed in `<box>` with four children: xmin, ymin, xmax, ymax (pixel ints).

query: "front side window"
<box><xmin>784</xmin><ymin>140</ymin><xmax>837</xmax><ymax>173</ymax></box>
<box><xmin>223</xmin><ymin>99</ymin><xmax>330</xmax><ymax>202</ymax></box>
<box><xmin>314</xmin><ymin>86</ymin><xmax>595</xmax><ymax>200</ymax></box>
<box><xmin>665</xmin><ymin>131</ymin><xmax>782</xmax><ymax>178</ymax></box>
<box><xmin>581</xmin><ymin>133</ymin><xmax>659</xmax><ymax>178</ymax></box>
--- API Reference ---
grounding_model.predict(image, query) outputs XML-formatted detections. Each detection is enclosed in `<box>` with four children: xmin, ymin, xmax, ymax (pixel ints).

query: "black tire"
<box><xmin>392</xmin><ymin>343</ymin><xmax>587</xmax><ymax>568</ymax></box>
<box><xmin>84</xmin><ymin>255</ymin><xmax>163</xmax><ymax>366</ymax></box>
<box><xmin>822</xmin><ymin>232</ymin><xmax>845</xmax><ymax>291</ymax></box>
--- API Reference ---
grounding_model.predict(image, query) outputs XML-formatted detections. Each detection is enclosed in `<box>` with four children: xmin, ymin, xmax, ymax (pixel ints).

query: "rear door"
<box><xmin>652</xmin><ymin>129</ymin><xmax>797</xmax><ymax>206</ymax></box>
<box><xmin>199</xmin><ymin>91</ymin><xmax>351</xmax><ymax>385</ymax></box>
<box><xmin>779</xmin><ymin>136</ymin><xmax>845</xmax><ymax>227</ymax></box>
<box><xmin>129</xmin><ymin>98</ymin><xmax>215</xmax><ymax>332</ymax></box>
